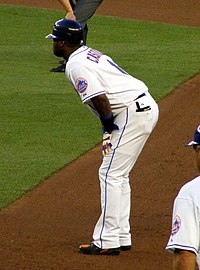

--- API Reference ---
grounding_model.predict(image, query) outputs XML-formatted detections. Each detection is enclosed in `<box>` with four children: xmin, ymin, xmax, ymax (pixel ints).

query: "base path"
<box><xmin>0</xmin><ymin>1</ymin><xmax>200</xmax><ymax>269</ymax></box>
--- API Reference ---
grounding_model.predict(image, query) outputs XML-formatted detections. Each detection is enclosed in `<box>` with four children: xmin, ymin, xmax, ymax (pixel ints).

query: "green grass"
<box><xmin>88</xmin><ymin>18</ymin><xmax>200</xmax><ymax>101</ymax></box>
<box><xmin>0</xmin><ymin>4</ymin><xmax>200</xmax><ymax>209</ymax></box>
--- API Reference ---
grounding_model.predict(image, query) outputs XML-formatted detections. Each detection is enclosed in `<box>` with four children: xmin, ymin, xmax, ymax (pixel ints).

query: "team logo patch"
<box><xmin>171</xmin><ymin>215</ymin><xmax>181</xmax><ymax>236</ymax></box>
<box><xmin>75</xmin><ymin>78</ymin><xmax>88</xmax><ymax>94</ymax></box>
<box><xmin>197</xmin><ymin>125</ymin><xmax>200</xmax><ymax>133</ymax></box>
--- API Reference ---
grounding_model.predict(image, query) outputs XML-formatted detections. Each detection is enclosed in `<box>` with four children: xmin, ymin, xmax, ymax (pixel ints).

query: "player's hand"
<box><xmin>102</xmin><ymin>131</ymin><xmax>113</xmax><ymax>156</ymax></box>
<box><xmin>102</xmin><ymin>125</ymin><xmax>119</xmax><ymax>156</ymax></box>
<box><xmin>65</xmin><ymin>11</ymin><xmax>76</xmax><ymax>20</ymax></box>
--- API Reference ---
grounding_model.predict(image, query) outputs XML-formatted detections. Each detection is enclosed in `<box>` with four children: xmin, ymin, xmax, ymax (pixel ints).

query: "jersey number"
<box><xmin>107</xmin><ymin>59</ymin><xmax>128</xmax><ymax>75</ymax></box>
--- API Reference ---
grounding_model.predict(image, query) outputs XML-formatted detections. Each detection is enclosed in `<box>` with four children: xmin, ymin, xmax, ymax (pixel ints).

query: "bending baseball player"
<box><xmin>166</xmin><ymin>125</ymin><xmax>200</xmax><ymax>269</ymax></box>
<box><xmin>46</xmin><ymin>19</ymin><xmax>159</xmax><ymax>255</ymax></box>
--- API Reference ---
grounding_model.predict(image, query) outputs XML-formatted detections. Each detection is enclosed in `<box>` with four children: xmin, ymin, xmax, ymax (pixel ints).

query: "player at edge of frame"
<box><xmin>166</xmin><ymin>125</ymin><xmax>200</xmax><ymax>270</ymax></box>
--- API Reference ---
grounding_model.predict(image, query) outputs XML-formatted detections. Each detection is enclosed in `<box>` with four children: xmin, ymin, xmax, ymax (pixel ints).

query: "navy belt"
<box><xmin>134</xmin><ymin>93</ymin><xmax>146</xmax><ymax>101</ymax></box>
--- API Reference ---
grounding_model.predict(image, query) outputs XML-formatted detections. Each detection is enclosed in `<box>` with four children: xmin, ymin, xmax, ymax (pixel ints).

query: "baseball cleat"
<box><xmin>79</xmin><ymin>242</ymin><xmax>120</xmax><ymax>255</ymax></box>
<box><xmin>50</xmin><ymin>63</ymin><xmax>66</xmax><ymax>72</ymax></box>
<box><xmin>58</xmin><ymin>59</ymin><xmax>66</xmax><ymax>64</ymax></box>
<box><xmin>120</xmin><ymin>245</ymin><xmax>132</xmax><ymax>251</ymax></box>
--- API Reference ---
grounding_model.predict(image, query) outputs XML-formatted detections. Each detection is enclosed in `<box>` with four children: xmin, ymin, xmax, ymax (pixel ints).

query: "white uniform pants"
<box><xmin>93</xmin><ymin>92</ymin><xmax>159</xmax><ymax>248</ymax></box>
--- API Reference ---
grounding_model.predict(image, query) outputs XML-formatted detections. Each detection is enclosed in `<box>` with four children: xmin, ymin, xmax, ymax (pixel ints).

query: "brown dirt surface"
<box><xmin>0</xmin><ymin>1</ymin><xmax>200</xmax><ymax>269</ymax></box>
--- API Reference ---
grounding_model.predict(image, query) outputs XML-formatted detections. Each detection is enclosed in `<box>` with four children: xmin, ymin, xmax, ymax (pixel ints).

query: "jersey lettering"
<box><xmin>87</xmin><ymin>49</ymin><xmax>102</xmax><ymax>63</ymax></box>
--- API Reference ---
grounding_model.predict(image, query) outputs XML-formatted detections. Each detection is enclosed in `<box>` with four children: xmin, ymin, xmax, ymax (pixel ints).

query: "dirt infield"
<box><xmin>0</xmin><ymin>1</ymin><xmax>200</xmax><ymax>269</ymax></box>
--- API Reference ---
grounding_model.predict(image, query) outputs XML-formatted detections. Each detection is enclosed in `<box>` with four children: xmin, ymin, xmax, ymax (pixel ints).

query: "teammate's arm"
<box><xmin>57</xmin><ymin>0</ymin><xmax>76</xmax><ymax>20</ymax></box>
<box><xmin>173</xmin><ymin>249</ymin><xmax>197</xmax><ymax>270</ymax></box>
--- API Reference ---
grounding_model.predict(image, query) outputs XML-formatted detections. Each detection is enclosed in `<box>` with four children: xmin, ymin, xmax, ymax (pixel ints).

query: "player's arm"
<box><xmin>91</xmin><ymin>94</ymin><xmax>115</xmax><ymax>132</ymax></box>
<box><xmin>173</xmin><ymin>249</ymin><xmax>197</xmax><ymax>270</ymax></box>
<box><xmin>91</xmin><ymin>94</ymin><xmax>119</xmax><ymax>156</ymax></box>
<box><xmin>57</xmin><ymin>0</ymin><xmax>76</xmax><ymax>20</ymax></box>
<box><xmin>91</xmin><ymin>94</ymin><xmax>112</xmax><ymax>118</ymax></box>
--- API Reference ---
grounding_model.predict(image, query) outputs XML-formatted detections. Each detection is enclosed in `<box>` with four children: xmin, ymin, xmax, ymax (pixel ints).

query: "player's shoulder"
<box><xmin>69</xmin><ymin>46</ymin><xmax>89</xmax><ymax>61</ymax></box>
<box><xmin>178</xmin><ymin>175</ymin><xmax>200</xmax><ymax>200</ymax></box>
<box><xmin>69</xmin><ymin>46</ymin><xmax>104</xmax><ymax>66</ymax></box>
<box><xmin>181</xmin><ymin>175</ymin><xmax>200</xmax><ymax>189</ymax></box>
<box><xmin>66</xmin><ymin>46</ymin><xmax>90</xmax><ymax>70</ymax></box>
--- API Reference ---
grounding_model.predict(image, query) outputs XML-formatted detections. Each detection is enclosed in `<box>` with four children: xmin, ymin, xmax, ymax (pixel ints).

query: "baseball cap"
<box><xmin>185</xmin><ymin>125</ymin><xmax>200</xmax><ymax>146</ymax></box>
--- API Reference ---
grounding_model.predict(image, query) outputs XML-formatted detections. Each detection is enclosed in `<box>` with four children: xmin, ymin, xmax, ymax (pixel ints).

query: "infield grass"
<box><xmin>0</xmin><ymin>4</ymin><xmax>200</xmax><ymax>209</ymax></box>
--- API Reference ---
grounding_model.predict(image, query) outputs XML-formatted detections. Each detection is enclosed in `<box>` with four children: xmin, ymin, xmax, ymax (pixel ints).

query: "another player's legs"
<box><xmin>73</xmin><ymin>0</ymin><xmax>103</xmax><ymax>24</ymax></box>
<box><xmin>73</xmin><ymin>0</ymin><xmax>102</xmax><ymax>44</ymax></box>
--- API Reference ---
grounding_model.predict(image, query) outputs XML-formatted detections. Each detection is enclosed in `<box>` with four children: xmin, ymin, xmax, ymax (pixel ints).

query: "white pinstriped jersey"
<box><xmin>166</xmin><ymin>175</ymin><xmax>200</xmax><ymax>267</ymax></box>
<box><xmin>65</xmin><ymin>46</ymin><xmax>148</xmax><ymax>117</ymax></box>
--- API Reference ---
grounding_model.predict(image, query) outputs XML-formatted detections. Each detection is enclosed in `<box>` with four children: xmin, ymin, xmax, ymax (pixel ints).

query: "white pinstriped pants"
<box><xmin>92</xmin><ymin>92</ymin><xmax>159</xmax><ymax>248</ymax></box>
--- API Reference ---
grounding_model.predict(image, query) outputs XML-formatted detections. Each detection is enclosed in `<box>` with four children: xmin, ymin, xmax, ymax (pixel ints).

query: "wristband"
<box><xmin>100</xmin><ymin>113</ymin><xmax>114</xmax><ymax>133</ymax></box>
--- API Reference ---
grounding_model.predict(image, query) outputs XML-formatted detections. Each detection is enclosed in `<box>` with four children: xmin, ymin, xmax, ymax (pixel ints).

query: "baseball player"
<box><xmin>46</xmin><ymin>19</ymin><xmax>159</xmax><ymax>255</ymax></box>
<box><xmin>51</xmin><ymin>0</ymin><xmax>103</xmax><ymax>72</ymax></box>
<box><xmin>166</xmin><ymin>125</ymin><xmax>200</xmax><ymax>269</ymax></box>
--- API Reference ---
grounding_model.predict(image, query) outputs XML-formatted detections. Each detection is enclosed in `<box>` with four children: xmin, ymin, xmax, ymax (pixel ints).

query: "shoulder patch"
<box><xmin>75</xmin><ymin>77</ymin><xmax>88</xmax><ymax>94</ymax></box>
<box><xmin>171</xmin><ymin>215</ymin><xmax>181</xmax><ymax>236</ymax></box>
